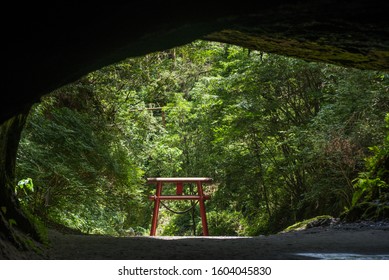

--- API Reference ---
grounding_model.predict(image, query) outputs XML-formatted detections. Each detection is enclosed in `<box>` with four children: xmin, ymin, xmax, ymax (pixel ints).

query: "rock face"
<box><xmin>206</xmin><ymin>1</ymin><xmax>389</xmax><ymax>71</ymax></box>
<box><xmin>1</xmin><ymin>1</ymin><xmax>389</xmax><ymax>257</ymax></box>
<box><xmin>2</xmin><ymin>1</ymin><xmax>389</xmax><ymax>124</ymax></box>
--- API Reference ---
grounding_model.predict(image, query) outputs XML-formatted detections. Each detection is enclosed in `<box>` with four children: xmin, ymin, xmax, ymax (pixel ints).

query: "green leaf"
<box><xmin>8</xmin><ymin>219</ymin><xmax>17</xmax><ymax>227</ymax></box>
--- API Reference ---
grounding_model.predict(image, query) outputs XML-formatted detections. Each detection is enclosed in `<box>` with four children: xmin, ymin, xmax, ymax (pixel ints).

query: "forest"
<box><xmin>15</xmin><ymin>40</ymin><xmax>389</xmax><ymax>237</ymax></box>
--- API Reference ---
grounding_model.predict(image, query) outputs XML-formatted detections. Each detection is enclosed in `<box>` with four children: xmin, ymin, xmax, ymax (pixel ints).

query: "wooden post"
<box><xmin>197</xmin><ymin>181</ymin><xmax>209</xmax><ymax>236</ymax></box>
<box><xmin>150</xmin><ymin>181</ymin><xmax>162</xmax><ymax>236</ymax></box>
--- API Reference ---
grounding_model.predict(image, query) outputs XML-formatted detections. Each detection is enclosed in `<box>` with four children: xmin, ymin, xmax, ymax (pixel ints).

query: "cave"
<box><xmin>1</xmin><ymin>1</ymin><xmax>389</xmax><ymax>259</ymax></box>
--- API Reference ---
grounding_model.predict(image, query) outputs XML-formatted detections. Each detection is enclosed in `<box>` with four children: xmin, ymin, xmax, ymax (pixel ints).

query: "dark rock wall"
<box><xmin>206</xmin><ymin>1</ymin><xmax>389</xmax><ymax>70</ymax></box>
<box><xmin>3</xmin><ymin>1</ymin><xmax>389</xmax><ymax>124</ymax></box>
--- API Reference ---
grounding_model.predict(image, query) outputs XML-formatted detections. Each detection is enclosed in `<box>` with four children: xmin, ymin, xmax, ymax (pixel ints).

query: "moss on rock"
<box><xmin>281</xmin><ymin>215</ymin><xmax>334</xmax><ymax>233</ymax></box>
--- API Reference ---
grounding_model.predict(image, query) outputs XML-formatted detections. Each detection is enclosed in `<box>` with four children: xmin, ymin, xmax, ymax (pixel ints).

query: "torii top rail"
<box><xmin>147</xmin><ymin>177</ymin><xmax>212</xmax><ymax>236</ymax></box>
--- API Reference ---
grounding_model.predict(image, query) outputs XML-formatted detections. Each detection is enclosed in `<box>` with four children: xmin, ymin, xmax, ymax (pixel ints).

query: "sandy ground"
<box><xmin>47</xmin><ymin>222</ymin><xmax>389</xmax><ymax>260</ymax></box>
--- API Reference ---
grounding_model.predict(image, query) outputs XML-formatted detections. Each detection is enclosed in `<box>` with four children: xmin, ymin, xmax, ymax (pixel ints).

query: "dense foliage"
<box><xmin>16</xmin><ymin>41</ymin><xmax>389</xmax><ymax>236</ymax></box>
<box><xmin>345</xmin><ymin>113</ymin><xmax>389</xmax><ymax>221</ymax></box>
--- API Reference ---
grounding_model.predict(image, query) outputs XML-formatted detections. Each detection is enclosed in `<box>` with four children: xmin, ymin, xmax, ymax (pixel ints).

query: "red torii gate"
<box><xmin>147</xmin><ymin>177</ymin><xmax>212</xmax><ymax>236</ymax></box>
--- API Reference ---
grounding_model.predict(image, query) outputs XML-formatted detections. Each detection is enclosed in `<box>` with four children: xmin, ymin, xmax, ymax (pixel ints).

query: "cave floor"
<box><xmin>47</xmin><ymin>223</ymin><xmax>389</xmax><ymax>260</ymax></box>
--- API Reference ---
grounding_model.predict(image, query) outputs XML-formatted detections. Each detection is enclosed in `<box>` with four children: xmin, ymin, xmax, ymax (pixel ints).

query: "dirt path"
<box><xmin>47</xmin><ymin>222</ymin><xmax>389</xmax><ymax>260</ymax></box>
